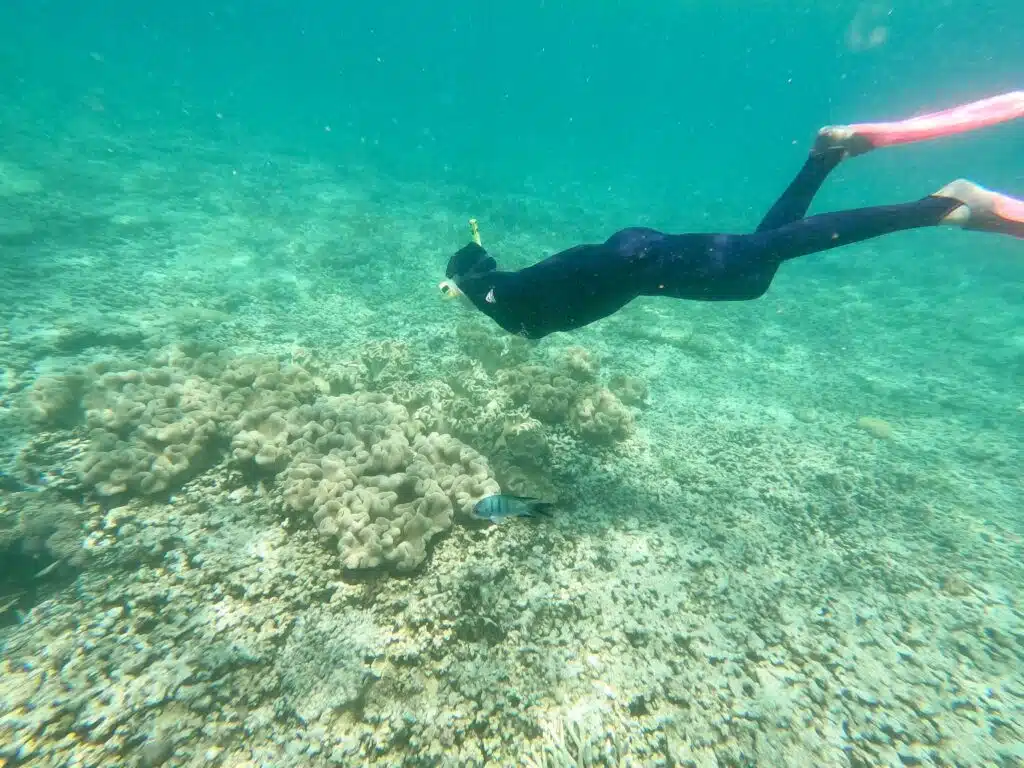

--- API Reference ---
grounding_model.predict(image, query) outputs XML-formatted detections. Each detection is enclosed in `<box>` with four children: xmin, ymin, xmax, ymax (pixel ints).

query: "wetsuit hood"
<box><xmin>446</xmin><ymin>242</ymin><xmax>496</xmax><ymax>280</ymax></box>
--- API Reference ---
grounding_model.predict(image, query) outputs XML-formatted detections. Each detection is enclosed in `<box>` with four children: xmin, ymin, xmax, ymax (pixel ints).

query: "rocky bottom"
<box><xmin>2</xmin><ymin>448</ymin><xmax>1023</xmax><ymax>768</ymax></box>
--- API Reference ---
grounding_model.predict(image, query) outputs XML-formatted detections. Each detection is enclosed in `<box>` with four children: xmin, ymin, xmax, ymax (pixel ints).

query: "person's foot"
<box><xmin>812</xmin><ymin>91</ymin><xmax>1024</xmax><ymax>158</ymax></box>
<box><xmin>812</xmin><ymin>125</ymin><xmax>876</xmax><ymax>158</ymax></box>
<box><xmin>934</xmin><ymin>179</ymin><xmax>1024</xmax><ymax>238</ymax></box>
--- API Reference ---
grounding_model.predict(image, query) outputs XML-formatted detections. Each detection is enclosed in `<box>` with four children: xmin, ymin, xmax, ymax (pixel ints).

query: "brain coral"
<box><xmin>570</xmin><ymin>387</ymin><xmax>634</xmax><ymax>444</ymax></box>
<box><xmin>276</xmin><ymin>393</ymin><xmax>500</xmax><ymax>571</ymax></box>
<box><xmin>496</xmin><ymin>362</ymin><xmax>635</xmax><ymax>444</ymax></box>
<box><xmin>76</xmin><ymin>352</ymin><xmax>318</xmax><ymax>497</ymax></box>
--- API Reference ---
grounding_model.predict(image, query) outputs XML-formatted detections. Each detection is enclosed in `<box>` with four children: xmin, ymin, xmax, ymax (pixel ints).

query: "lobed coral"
<box><xmin>570</xmin><ymin>387</ymin><xmax>635</xmax><ymax>444</ymax></box>
<box><xmin>25</xmin><ymin>372</ymin><xmax>86</xmax><ymax>428</ymax></box>
<box><xmin>455</xmin><ymin>322</ymin><xmax>532</xmax><ymax>374</ymax></box>
<box><xmin>276</xmin><ymin>394</ymin><xmax>499</xmax><ymax>571</ymax></box>
<box><xmin>19</xmin><ymin>335</ymin><xmax>643</xmax><ymax>572</ymax></box>
<box><xmin>608</xmin><ymin>373</ymin><xmax>648</xmax><ymax>407</ymax></box>
<box><xmin>496</xmin><ymin>347</ymin><xmax>635</xmax><ymax>443</ymax></box>
<box><xmin>22</xmin><ymin>344</ymin><xmax>501</xmax><ymax>573</ymax></box>
<box><xmin>75</xmin><ymin>352</ymin><xmax>316</xmax><ymax>497</ymax></box>
<box><xmin>0</xmin><ymin>493</ymin><xmax>86</xmax><ymax>569</ymax></box>
<box><xmin>561</xmin><ymin>346</ymin><xmax>600</xmax><ymax>382</ymax></box>
<box><xmin>78</xmin><ymin>368</ymin><xmax>221</xmax><ymax>496</ymax></box>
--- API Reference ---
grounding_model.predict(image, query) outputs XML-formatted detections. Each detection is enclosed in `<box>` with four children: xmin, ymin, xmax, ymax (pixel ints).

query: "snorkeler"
<box><xmin>440</xmin><ymin>91</ymin><xmax>1024</xmax><ymax>340</ymax></box>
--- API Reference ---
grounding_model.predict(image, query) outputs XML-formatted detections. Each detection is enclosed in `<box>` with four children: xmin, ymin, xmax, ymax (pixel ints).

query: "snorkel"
<box><xmin>438</xmin><ymin>218</ymin><xmax>483</xmax><ymax>301</ymax></box>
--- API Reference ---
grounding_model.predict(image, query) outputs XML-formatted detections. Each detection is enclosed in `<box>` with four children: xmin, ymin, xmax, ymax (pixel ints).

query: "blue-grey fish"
<box><xmin>472</xmin><ymin>494</ymin><xmax>554</xmax><ymax>523</ymax></box>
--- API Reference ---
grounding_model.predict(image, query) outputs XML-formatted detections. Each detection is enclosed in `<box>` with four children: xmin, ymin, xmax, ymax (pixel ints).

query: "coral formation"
<box><xmin>274</xmin><ymin>394</ymin><xmax>500</xmax><ymax>571</ymax></box>
<box><xmin>25</xmin><ymin>372</ymin><xmax>86</xmax><ymax>427</ymax></box>
<box><xmin>18</xmin><ymin>344</ymin><xmax>507</xmax><ymax>573</ymax></box>
<box><xmin>856</xmin><ymin>415</ymin><xmax>893</xmax><ymax>440</ymax></box>
<box><xmin>608</xmin><ymin>373</ymin><xmax>649</xmax><ymax>407</ymax></box>
<box><xmin>292</xmin><ymin>335</ymin><xmax>645</xmax><ymax>505</ymax></box>
<box><xmin>73</xmin><ymin>351</ymin><xmax>316</xmax><ymax>497</ymax></box>
<box><xmin>497</xmin><ymin>349</ymin><xmax>635</xmax><ymax>443</ymax></box>
<box><xmin>13</xmin><ymin>334</ymin><xmax>645</xmax><ymax>574</ymax></box>
<box><xmin>560</xmin><ymin>345</ymin><xmax>600</xmax><ymax>382</ymax></box>
<box><xmin>454</xmin><ymin>321</ymin><xmax>531</xmax><ymax>373</ymax></box>
<box><xmin>570</xmin><ymin>387</ymin><xmax>635</xmax><ymax>444</ymax></box>
<box><xmin>495</xmin><ymin>416</ymin><xmax>550</xmax><ymax>468</ymax></box>
<box><xmin>0</xmin><ymin>493</ymin><xmax>87</xmax><ymax>570</ymax></box>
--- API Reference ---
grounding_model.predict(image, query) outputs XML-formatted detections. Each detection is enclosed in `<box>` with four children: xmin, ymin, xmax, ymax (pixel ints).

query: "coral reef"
<box><xmin>273</xmin><ymin>394</ymin><xmax>499</xmax><ymax>571</ymax></box>
<box><xmin>72</xmin><ymin>351</ymin><xmax>316</xmax><ymax>497</ymax></box>
<box><xmin>496</xmin><ymin>350</ymin><xmax>636</xmax><ymax>443</ymax></box>
<box><xmin>286</xmin><ymin>331</ymin><xmax>647</xmax><ymax>503</ymax></box>
<box><xmin>1</xmin><ymin>459</ymin><xmax>1020</xmax><ymax>768</ymax></box>
<box><xmin>1</xmin><ymin>110</ymin><xmax>1020</xmax><ymax>768</ymax></box>
<box><xmin>12</xmin><ymin>335</ymin><xmax>645</xmax><ymax>575</ymax></box>
<box><xmin>17</xmin><ymin>344</ymin><xmax>507</xmax><ymax>573</ymax></box>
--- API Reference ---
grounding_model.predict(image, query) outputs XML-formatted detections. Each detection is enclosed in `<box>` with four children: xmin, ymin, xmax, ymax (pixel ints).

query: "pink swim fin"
<box><xmin>934</xmin><ymin>179</ymin><xmax>1024</xmax><ymax>239</ymax></box>
<box><xmin>814</xmin><ymin>91</ymin><xmax>1024</xmax><ymax>157</ymax></box>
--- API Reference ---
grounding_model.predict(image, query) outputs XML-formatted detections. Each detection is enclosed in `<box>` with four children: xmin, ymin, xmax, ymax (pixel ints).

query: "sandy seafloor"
<box><xmin>0</xmin><ymin>112</ymin><xmax>1022</xmax><ymax>768</ymax></box>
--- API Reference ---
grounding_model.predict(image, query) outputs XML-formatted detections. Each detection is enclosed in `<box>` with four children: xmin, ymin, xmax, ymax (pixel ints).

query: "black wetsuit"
<box><xmin>446</xmin><ymin>148</ymin><xmax>960</xmax><ymax>340</ymax></box>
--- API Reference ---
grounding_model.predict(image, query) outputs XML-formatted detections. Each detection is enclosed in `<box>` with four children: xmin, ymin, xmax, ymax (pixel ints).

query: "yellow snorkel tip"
<box><xmin>439</xmin><ymin>219</ymin><xmax>481</xmax><ymax>301</ymax></box>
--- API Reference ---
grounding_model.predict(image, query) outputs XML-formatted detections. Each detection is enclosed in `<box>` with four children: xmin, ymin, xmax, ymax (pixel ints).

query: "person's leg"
<box><xmin>751</xmin><ymin>181</ymin><xmax>1023</xmax><ymax>264</ymax></box>
<box><xmin>752</xmin><ymin>196</ymin><xmax>958</xmax><ymax>262</ymax></box>
<box><xmin>638</xmin><ymin>181</ymin><xmax>1022</xmax><ymax>303</ymax></box>
<box><xmin>755</xmin><ymin>148</ymin><xmax>845</xmax><ymax>233</ymax></box>
<box><xmin>756</xmin><ymin>91</ymin><xmax>1024</xmax><ymax>234</ymax></box>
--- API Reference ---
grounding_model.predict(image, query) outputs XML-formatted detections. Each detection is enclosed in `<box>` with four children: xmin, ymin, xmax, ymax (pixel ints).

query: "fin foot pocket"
<box><xmin>935</xmin><ymin>179</ymin><xmax>1024</xmax><ymax>239</ymax></box>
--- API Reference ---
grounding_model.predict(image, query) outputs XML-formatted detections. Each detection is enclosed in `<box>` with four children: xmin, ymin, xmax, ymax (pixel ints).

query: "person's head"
<box><xmin>445</xmin><ymin>241</ymin><xmax>496</xmax><ymax>281</ymax></box>
<box><xmin>439</xmin><ymin>238</ymin><xmax>540</xmax><ymax>338</ymax></box>
<box><xmin>439</xmin><ymin>240</ymin><xmax>498</xmax><ymax>301</ymax></box>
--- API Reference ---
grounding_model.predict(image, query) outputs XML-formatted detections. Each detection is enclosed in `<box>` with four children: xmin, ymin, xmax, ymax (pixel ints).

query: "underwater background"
<box><xmin>1</xmin><ymin>1</ymin><xmax>1022</xmax><ymax>766</ymax></box>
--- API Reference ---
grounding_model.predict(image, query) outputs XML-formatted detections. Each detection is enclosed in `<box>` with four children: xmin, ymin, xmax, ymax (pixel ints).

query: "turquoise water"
<box><xmin>1</xmin><ymin>2</ymin><xmax>1022</xmax><ymax>766</ymax></box>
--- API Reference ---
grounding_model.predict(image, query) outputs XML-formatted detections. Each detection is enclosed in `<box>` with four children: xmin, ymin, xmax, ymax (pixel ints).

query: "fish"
<box><xmin>472</xmin><ymin>494</ymin><xmax>554</xmax><ymax>524</ymax></box>
<box><xmin>35</xmin><ymin>560</ymin><xmax>62</xmax><ymax>579</ymax></box>
<box><xmin>0</xmin><ymin>593</ymin><xmax>23</xmax><ymax>617</ymax></box>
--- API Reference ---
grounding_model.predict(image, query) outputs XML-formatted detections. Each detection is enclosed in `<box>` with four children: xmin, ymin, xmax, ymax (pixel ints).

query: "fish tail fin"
<box><xmin>527</xmin><ymin>501</ymin><xmax>555</xmax><ymax>517</ymax></box>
